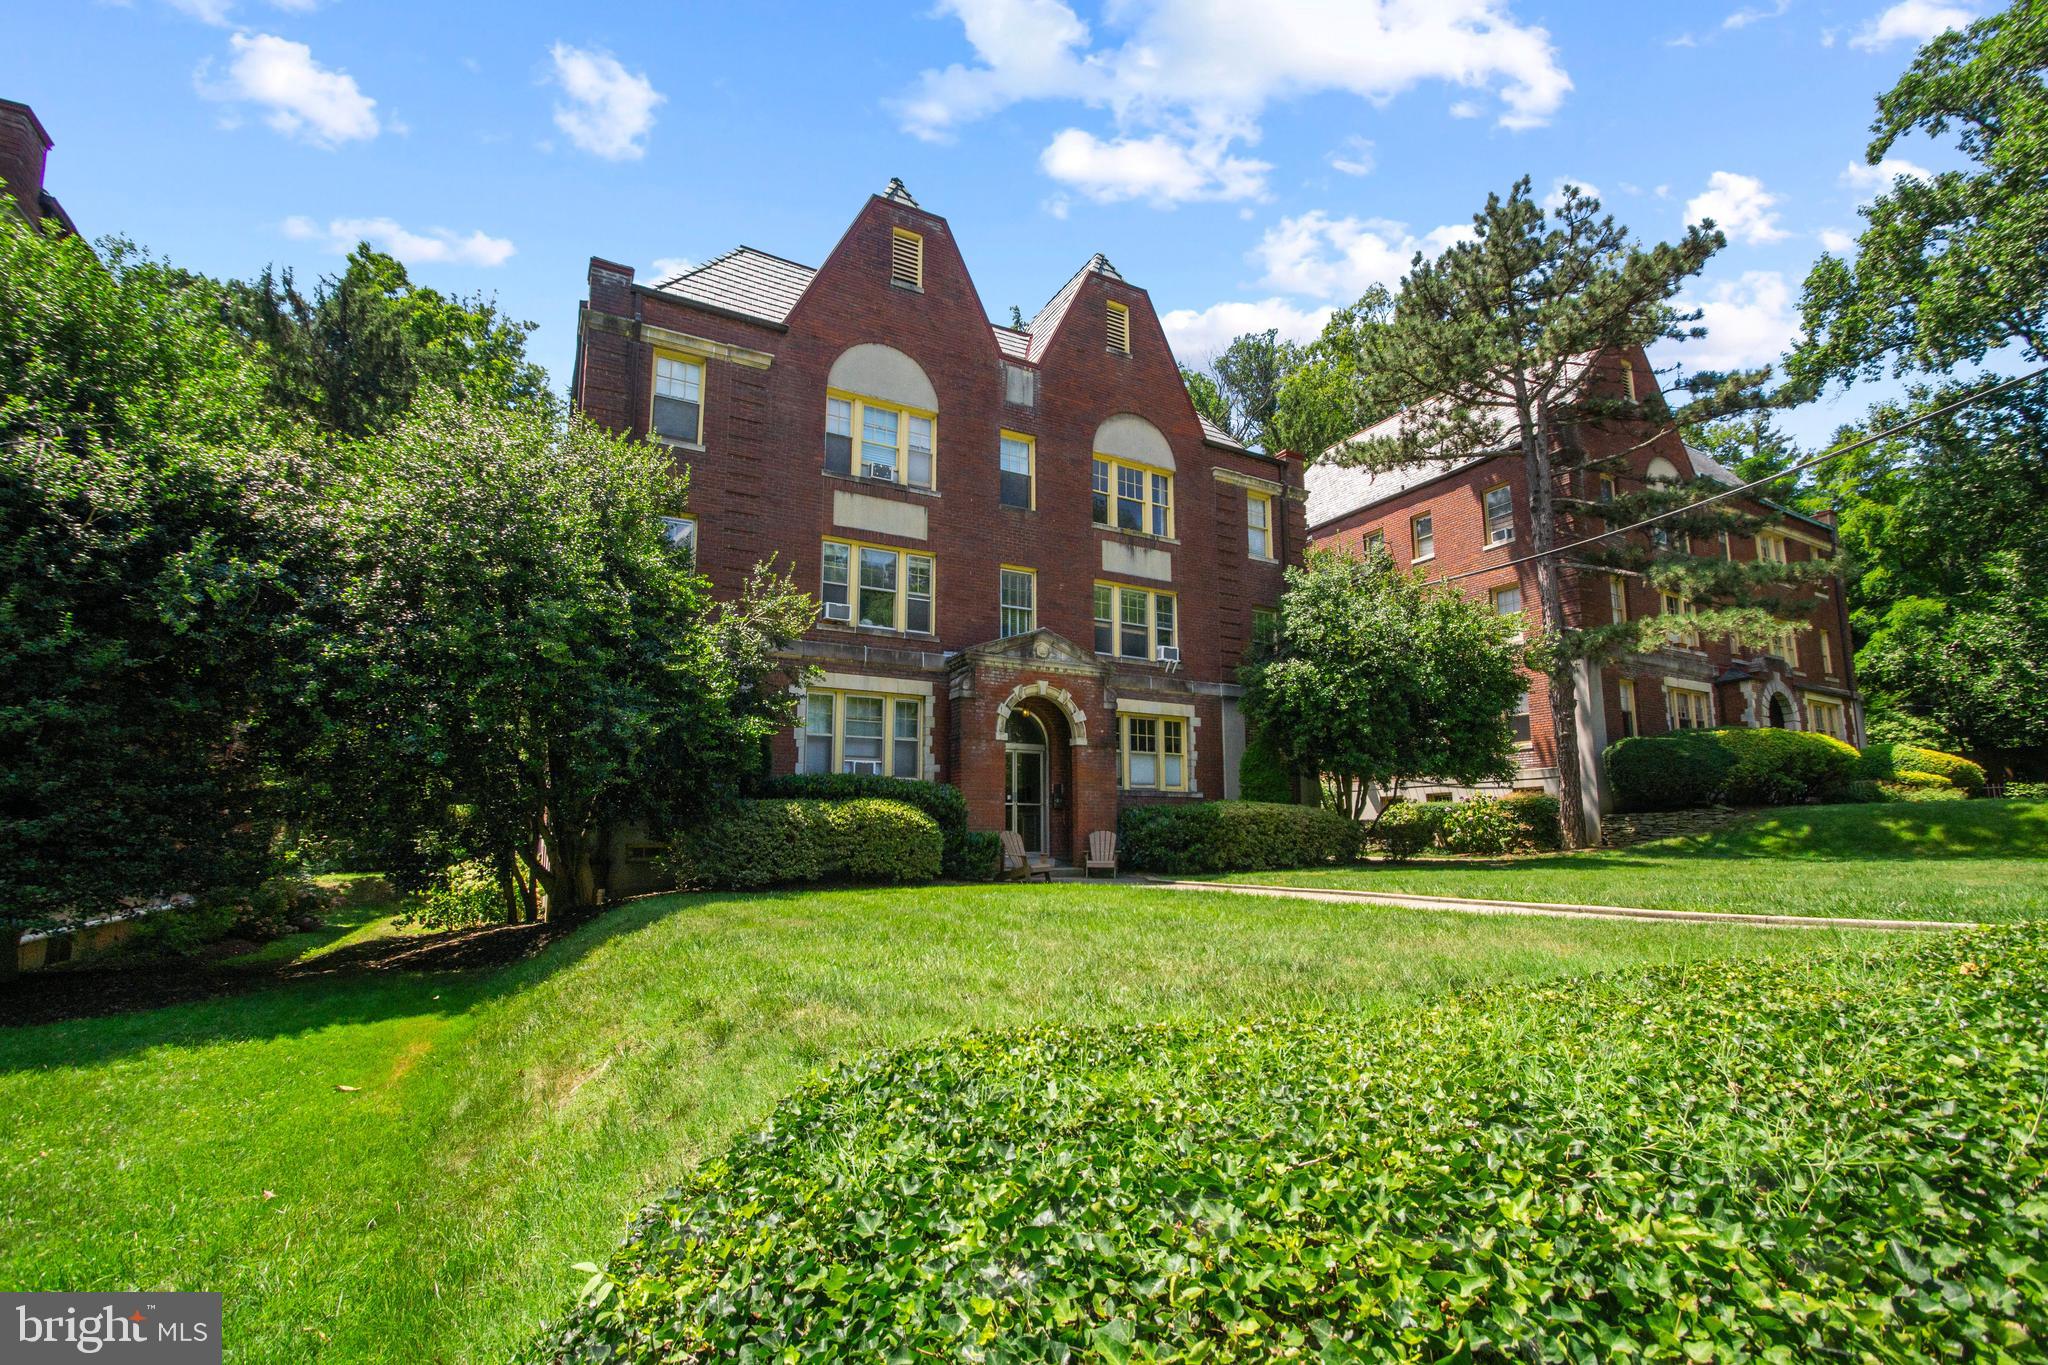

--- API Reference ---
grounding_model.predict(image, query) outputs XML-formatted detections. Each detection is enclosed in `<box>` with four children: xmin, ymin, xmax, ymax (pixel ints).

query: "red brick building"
<box><xmin>1306</xmin><ymin>347</ymin><xmax>1862</xmax><ymax>836</ymax></box>
<box><xmin>0</xmin><ymin>98</ymin><xmax>78</xmax><ymax>236</ymax></box>
<box><xmin>572</xmin><ymin>180</ymin><xmax>1305</xmax><ymax>865</ymax></box>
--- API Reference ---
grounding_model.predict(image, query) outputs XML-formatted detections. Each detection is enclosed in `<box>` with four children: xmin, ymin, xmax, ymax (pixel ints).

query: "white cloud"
<box><xmin>898</xmin><ymin>0</ymin><xmax>1571</xmax><ymax>205</ymax></box>
<box><xmin>643</xmin><ymin>257</ymin><xmax>691</xmax><ymax>281</ymax></box>
<box><xmin>197</xmin><ymin>33</ymin><xmax>380</xmax><ymax>148</ymax></box>
<box><xmin>1669</xmin><ymin>270</ymin><xmax>1800</xmax><ymax>370</ymax></box>
<box><xmin>1839</xmin><ymin>157</ymin><xmax>1932</xmax><ymax>198</ymax></box>
<box><xmin>1255</xmin><ymin>210</ymin><xmax>1472</xmax><ymax>300</ymax></box>
<box><xmin>1448</xmin><ymin>99</ymin><xmax>1483</xmax><ymax>118</ymax></box>
<box><xmin>166</xmin><ymin>0</ymin><xmax>325</xmax><ymax>25</ymax></box>
<box><xmin>1684</xmin><ymin>170</ymin><xmax>1788</xmax><ymax>244</ymax></box>
<box><xmin>282</xmin><ymin>215</ymin><xmax>516</xmax><ymax>268</ymax></box>
<box><xmin>548</xmin><ymin>43</ymin><xmax>664</xmax><ymax>161</ymax></box>
<box><xmin>1328</xmin><ymin>136</ymin><xmax>1375</xmax><ymax>177</ymax></box>
<box><xmin>1850</xmin><ymin>1</ymin><xmax>1974</xmax><ymax>50</ymax></box>
<box><xmin>1041</xmin><ymin>129</ymin><xmax>1271</xmax><ymax>204</ymax></box>
<box><xmin>1159</xmin><ymin>297</ymin><xmax>1335</xmax><ymax>364</ymax></box>
<box><xmin>1724</xmin><ymin>0</ymin><xmax>1791</xmax><ymax>29</ymax></box>
<box><xmin>1818</xmin><ymin>227</ymin><xmax>1857</xmax><ymax>253</ymax></box>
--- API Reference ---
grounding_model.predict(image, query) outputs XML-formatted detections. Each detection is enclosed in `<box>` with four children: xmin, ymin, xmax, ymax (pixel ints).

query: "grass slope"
<box><xmin>0</xmin><ymin>886</ymin><xmax>1859</xmax><ymax>1364</ymax></box>
<box><xmin>1220</xmin><ymin>800</ymin><xmax>2048</xmax><ymax>922</ymax></box>
<box><xmin>534</xmin><ymin>924</ymin><xmax>2048</xmax><ymax>1363</ymax></box>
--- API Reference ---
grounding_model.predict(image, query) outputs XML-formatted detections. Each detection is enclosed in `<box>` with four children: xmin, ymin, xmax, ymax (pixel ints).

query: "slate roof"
<box><xmin>1304</xmin><ymin>407</ymin><xmax>1495</xmax><ymax>528</ymax></box>
<box><xmin>992</xmin><ymin>325</ymin><xmax>1031</xmax><ymax>360</ymax></box>
<box><xmin>1198</xmin><ymin>416</ymin><xmax>1248</xmax><ymax>451</ymax></box>
<box><xmin>1683</xmin><ymin>443</ymin><xmax>1739</xmax><ymax>487</ymax></box>
<box><xmin>649</xmin><ymin>247</ymin><xmax>818</xmax><ymax>325</ymax></box>
<box><xmin>1026</xmin><ymin>254</ymin><xmax>1121</xmax><ymax>363</ymax></box>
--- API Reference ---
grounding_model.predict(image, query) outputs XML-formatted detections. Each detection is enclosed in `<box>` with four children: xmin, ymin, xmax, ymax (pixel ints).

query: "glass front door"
<box><xmin>1005</xmin><ymin>746</ymin><xmax>1045</xmax><ymax>855</ymax></box>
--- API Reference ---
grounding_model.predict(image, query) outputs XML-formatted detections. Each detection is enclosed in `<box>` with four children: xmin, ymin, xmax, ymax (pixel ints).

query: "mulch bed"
<box><xmin>0</xmin><ymin>915</ymin><xmax>590</xmax><ymax>1030</ymax></box>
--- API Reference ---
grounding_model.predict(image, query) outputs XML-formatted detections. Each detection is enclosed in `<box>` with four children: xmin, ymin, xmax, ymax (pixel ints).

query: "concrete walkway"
<box><xmin>1139</xmin><ymin>876</ymin><xmax>1971</xmax><ymax>932</ymax></box>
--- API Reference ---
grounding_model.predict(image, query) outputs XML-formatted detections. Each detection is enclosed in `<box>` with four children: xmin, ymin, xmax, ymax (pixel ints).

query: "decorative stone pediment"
<box><xmin>953</xmin><ymin>628</ymin><xmax>1106</xmax><ymax>675</ymax></box>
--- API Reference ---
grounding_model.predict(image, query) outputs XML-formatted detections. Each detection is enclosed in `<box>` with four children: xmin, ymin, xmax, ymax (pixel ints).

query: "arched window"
<box><xmin>1645</xmin><ymin>456</ymin><xmax>1680</xmax><ymax>486</ymax></box>
<box><xmin>1091</xmin><ymin>414</ymin><xmax>1176</xmax><ymax>538</ymax></box>
<box><xmin>824</xmin><ymin>344</ymin><xmax>938</xmax><ymax>489</ymax></box>
<box><xmin>1005</xmin><ymin>710</ymin><xmax>1046</xmax><ymax>746</ymax></box>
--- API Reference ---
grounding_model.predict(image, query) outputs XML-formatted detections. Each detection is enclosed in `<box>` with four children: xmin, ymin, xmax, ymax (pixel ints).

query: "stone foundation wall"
<box><xmin>1600</xmin><ymin>806</ymin><xmax>1746</xmax><ymax>847</ymax></box>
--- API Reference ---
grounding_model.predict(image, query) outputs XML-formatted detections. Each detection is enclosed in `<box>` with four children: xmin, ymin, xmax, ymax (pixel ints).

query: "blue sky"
<box><xmin>3</xmin><ymin>0</ymin><xmax>1985</xmax><ymax>446</ymax></box>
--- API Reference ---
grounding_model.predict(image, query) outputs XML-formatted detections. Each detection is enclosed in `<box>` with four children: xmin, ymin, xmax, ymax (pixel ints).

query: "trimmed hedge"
<box><xmin>667</xmin><ymin>799</ymin><xmax>941</xmax><ymax>890</ymax></box>
<box><xmin>1858</xmin><ymin>742</ymin><xmax>1987</xmax><ymax>794</ymax></box>
<box><xmin>2007</xmin><ymin>782</ymin><xmax>2048</xmax><ymax>800</ymax></box>
<box><xmin>1605</xmin><ymin>727</ymin><xmax>1859</xmax><ymax>811</ymax></box>
<box><xmin>530</xmin><ymin>924</ymin><xmax>2048</xmax><ymax>1364</ymax></box>
<box><xmin>1371</xmin><ymin>793</ymin><xmax>1562</xmax><ymax>859</ymax></box>
<box><xmin>758</xmin><ymin>774</ymin><xmax>974</xmax><ymax>876</ymax></box>
<box><xmin>1117</xmin><ymin>800</ymin><xmax>1358</xmax><ymax>875</ymax></box>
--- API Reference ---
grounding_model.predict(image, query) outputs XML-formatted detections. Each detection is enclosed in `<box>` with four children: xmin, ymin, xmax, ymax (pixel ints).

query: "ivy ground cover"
<box><xmin>1219</xmin><ymin>799</ymin><xmax>2048</xmax><ymax>923</ymax></box>
<box><xmin>533</xmin><ymin>922</ymin><xmax>2048</xmax><ymax>1363</ymax></box>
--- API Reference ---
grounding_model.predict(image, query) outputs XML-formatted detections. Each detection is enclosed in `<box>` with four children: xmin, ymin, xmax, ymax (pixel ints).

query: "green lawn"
<box><xmin>0</xmin><ymin>885</ymin><xmax>1869</xmax><ymax>1364</ymax></box>
<box><xmin>1212</xmin><ymin>799</ymin><xmax>2048</xmax><ymax>922</ymax></box>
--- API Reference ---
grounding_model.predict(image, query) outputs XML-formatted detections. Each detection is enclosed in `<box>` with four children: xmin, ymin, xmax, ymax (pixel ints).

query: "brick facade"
<box><xmin>573</xmin><ymin>184</ymin><xmax>1304</xmax><ymax>865</ymax></box>
<box><xmin>1307</xmin><ymin>348</ymin><xmax>1862</xmax><ymax>832</ymax></box>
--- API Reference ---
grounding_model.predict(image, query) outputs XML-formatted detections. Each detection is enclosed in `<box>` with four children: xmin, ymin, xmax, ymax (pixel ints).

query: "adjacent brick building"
<box><xmin>0</xmin><ymin>98</ymin><xmax>77</xmax><ymax>235</ymax></box>
<box><xmin>1306</xmin><ymin>347</ymin><xmax>1862</xmax><ymax>835</ymax></box>
<box><xmin>572</xmin><ymin>180</ymin><xmax>1305</xmax><ymax>866</ymax></box>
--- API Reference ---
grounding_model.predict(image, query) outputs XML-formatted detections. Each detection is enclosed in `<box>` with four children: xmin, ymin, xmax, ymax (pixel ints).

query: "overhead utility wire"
<box><xmin>1424</xmin><ymin>364</ymin><xmax>2048</xmax><ymax>585</ymax></box>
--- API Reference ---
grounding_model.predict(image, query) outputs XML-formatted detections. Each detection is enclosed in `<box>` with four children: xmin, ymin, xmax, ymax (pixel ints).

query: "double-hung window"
<box><xmin>1094</xmin><ymin>582</ymin><xmax>1176</xmax><ymax>661</ymax></box>
<box><xmin>1490</xmin><ymin>583</ymin><xmax>1525</xmax><ymax>641</ymax></box>
<box><xmin>1363</xmin><ymin>529</ymin><xmax>1386</xmax><ymax>556</ymax></box>
<box><xmin>1808</xmin><ymin>696</ymin><xmax>1847</xmax><ymax>741</ymax></box>
<box><xmin>1617</xmin><ymin>677</ymin><xmax>1638</xmax><ymax>738</ymax></box>
<box><xmin>1819</xmin><ymin>632</ymin><xmax>1834</xmax><ymax>675</ymax></box>
<box><xmin>998</xmin><ymin>567</ymin><xmax>1036</xmax><ymax>638</ymax></box>
<box><xmin>1508</xmin><ymin>688</ymin><xmax>1532</xmax><ymax>746</ymax></box>
<box><xmin>1411</xmin><ymin>511</ymin><xmax>1434</xmax><ymax>562</ymax></box>
<box><xmin>1607</xmin><ymin>574</ymin><xmax>1628</xmax><ymax>623</ymax></box>
<box><xmin>1665</xmin><ymin>684</ymin><xmax>1712</xmax><ymax>731</ymax></box>
<box><xmin>821</xmin><ymin>538</ymin><xmax>934</xmax><ymax>634</ymax></box>
<box><xmin>999</xmin><ymin>432</ymin><xmax>1035</xmax><ymax>509</ymax></box>
<box><xmin>660</xmin><ymin>515</ymin><xmax>697</xmax><ymax>558</ymax></box>
<box><xmin>1483</xmin><ymin>484</ymin><xmax>1514</xmax><ymax>545</ymax></box>
<box><xmin>824</xmin><ymin>392</ymin><xmax>936</xmax><ymax>490</ymax></box>
<box><xmin>1246</xmin><ymin>490</ymin><xmax>1274</xmax><ymax>559</ymax></box>
<box><xmin>801</xmin><ymin>690</ymin><xmax>924</xmax><ymax>778</ymax></box>
<box><xmin>652</xmin><ymin>353</ymin><xmax>705</xmax><ymax>445</ymax></box>
<box><xmin>1093</xmin><ymin>456</ymin><xmax>1172</xmax><ymax>538</ymax></box>
<box><xmin>1757</xmin><ymin>533</ymin><xmax>1788</xmax><ymax>565</ymax></box>
<box><xmin>1662</xmin><ymin>591</ymin><xmax>1699</xmax><ymax>648</ymax></box>
<box><xmin>1119</xmin><ymin>714</ymin><xmax>1187</xmax><ymax>791</ymax></box>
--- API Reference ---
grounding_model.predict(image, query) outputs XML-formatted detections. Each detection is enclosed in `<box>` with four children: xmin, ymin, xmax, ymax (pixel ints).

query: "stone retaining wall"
<box><xmin>1599</xmin><ymin>806</ymin><xmax>1747</xmax><ymax>847</ymax></box>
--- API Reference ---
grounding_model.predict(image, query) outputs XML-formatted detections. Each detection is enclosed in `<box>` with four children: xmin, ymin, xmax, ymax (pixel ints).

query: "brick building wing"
<box><xmin>1305</xmin><ymin>347</ymin><xmax>1862</xmax><ymax>835</ymax></box>
<box><xmin>572</xmin><ymin>179</ymin><xmax>1305</xmax><ymax>874</ymax></box>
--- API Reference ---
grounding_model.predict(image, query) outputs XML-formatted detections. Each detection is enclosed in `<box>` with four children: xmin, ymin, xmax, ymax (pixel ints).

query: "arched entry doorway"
<box><xmin>1768</xmin><ymin>694</ymin><xmax>1789</xmax><ymax>729</ymax></box>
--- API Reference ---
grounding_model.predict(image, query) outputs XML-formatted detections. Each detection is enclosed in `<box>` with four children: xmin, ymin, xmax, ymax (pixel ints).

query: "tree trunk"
<box><xmin>1517</xmin><ymin>393</ymin><xmax>1589</xmax><ymax>849</ymax></box>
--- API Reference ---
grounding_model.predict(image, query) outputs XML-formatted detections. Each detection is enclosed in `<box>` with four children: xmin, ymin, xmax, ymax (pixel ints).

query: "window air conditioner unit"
<box><xmin>824</xmin><ymin>601</ymin><xmax>851</xmax><ymax>622</ymax></box>
<box><xmin>1156</xmin><ymin>645</ymin><xmax>1181</xmax><ymax>665</ymax></box>
<box><xmin>844</xmin><ymin>760</ymin><xmax>883</xmax><ymax>775</ymax></box>
<box><xmin>862</xmin><ymin>462</ymin><xmax>897</xmax><ymax>481</ymax></box>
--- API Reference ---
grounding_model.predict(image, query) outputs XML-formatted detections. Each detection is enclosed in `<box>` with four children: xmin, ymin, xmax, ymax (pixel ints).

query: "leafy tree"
<box><xmin>1682</xmin><ymin>410</ymin><xmax>1815</xmax><ymax>508</ymax></box>
<box><xmin>1209</xmin><ymin>329</ymin><xmax>1298</xmax><ymax>447</ymax></box>
<box><xmin>294</xmin><ymin>396</ymin><xmax>814</xmax><ymax>920</ymax></box>
<box><xmin>1242</xmin><ymin>549</ymin><xmax>1526</xmax><ymax>821</ymax></box>
<box><xmin>0</xmin><ymin>209</ymin><xmax>315</xmax><ymax>928</ymax></box>
<box><xmin>1337</xmin><ymin>178</ymin><xmax>1814</xmax><ymax>846</ymax></box>
<box><xmin>1793</xmin><ymin>0</ymin><xmax>2048</xmax><ymax>384</ymax></box>
<box><xmin>227</xmin><ymin>244</ymin><xmax>548</xmax><ymax>438</ymax></box>
<box><xmin>1179</xmin><ymin>365</ymin><xmax>1233</xmax><ymax>435</ymax></box>
<box><xmin>1855</xmin><ymin>578</ymin><xmax>2048</xmax><ymax>770</ymax></box>
<box><xmin>1273</xmin><ymin>289</ymin><xmax>1397</xmax><ymax>457</ymax></box>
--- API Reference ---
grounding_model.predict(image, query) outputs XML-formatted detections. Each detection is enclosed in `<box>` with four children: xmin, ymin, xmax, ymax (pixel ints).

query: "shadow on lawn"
<box><xmin>0</xmin><ymin>893</ymin><xmax>698</xmax><ymax>1050</ymax></box>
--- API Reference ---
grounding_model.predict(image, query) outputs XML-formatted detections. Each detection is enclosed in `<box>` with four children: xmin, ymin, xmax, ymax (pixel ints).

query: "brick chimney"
<box><xmin>0</xmin><ymin>99</ymin><xmax>53</xmax><ymax>227</ymax></box>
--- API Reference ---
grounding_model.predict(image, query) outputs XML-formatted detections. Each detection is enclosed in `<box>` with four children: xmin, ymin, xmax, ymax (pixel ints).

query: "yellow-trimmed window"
<box><xmin>1483</xmin><ymin>483</ymin><xmax>1515</xmax><ymax>545</ymax></box>
<box><xmin>801</xmin><ymin>689</ymin><xmax>924</xmax><ymax>778</ymax></box>
<box><xmin>1757</xmin><ymin>532</ymin><xmax>1789</xmax><ymax>565</ymax></box>
<box><xmin>1120</xmin><ymin>714</ymin><xmax>1187</xmax><ymax>791</ymax></box>
<box><xmin>1617</xmin><ymin>677</ymin><xmax>1638</xmax><ymax>738</ymax></box>
<box><xmin>998</xmin><ymin>566</ymin><xmax>1036</xmax><ymax>638</ymax></box>
<box><xmin>651</xmin><ymin>352</ymin><xmax>705</xmax><ymax>445</ymax></box>
<box><xmin>1664</xmin><ymin>683</ymin><xmax>1713</xmax><ymax>731</ymax></box>
<box><xmin>1662</xmin><ymin>591</ymin><xmax>1700</xmax><ymax>648</ymax></box>
<box><xmin>999</xmin><ymin>431</ymin><xmax>1035</xmax><ymax>509</ymax></box>
<box><xmin>1092</xmin><ymin>456</ymin><xmax>1173</xmax><ymax>537</ymax></box>
<box><xmin>1106</xmin><ymin>299</ymin><xmax>1131</xmax><ymax>354</ymax></box>
<box><xmin>821</xmin><ymin>538</ymin><xmax>934</xmax><ymax>634</ymax></box>
<box><xmin>1807</xmin><ymin>695</ymin><xmax>1848</xmax><ymax>741</ymax></box>
<box><xmin>1246</xmin><ymin>490</ymin><xmax>1275</xmax><ymax>560</ymax></box>
<box><xmin>1094</xmin><ymin>581</ymin><xmax>1176</xmax><ymax>661</ymax></box>
<box><xmin>889</xmin><ymin>228</ymin><xmax>923</xmax><ymax>289</ymax></box>
<box><xmin>1607</xmin><ymin>574</ymin><xmax>1628</xmax><ymax>623</ymax></box>
<box><xmin>1508</xmin><ymin>687</ymin><xmax>1532</xmax><ymax>747</ymax></box>
<box><xmin>1819</xmin><ymin>631</ymin><xmax>1834</xmax><ymax>675</ymax></box>
<box><xmin>1411</xmin><ymin>511</ymin><xmax>1434</xmax><ymax>561</ymax></box>
<box><xmin>825</xmin><ymin>390</ymin><xmax>935</xmax><ymax>490</ymax></box>
<box><xmin>1363</xmin><ymin>528</ymin><xmax>1386</xmax><ymax>556</ymax></box>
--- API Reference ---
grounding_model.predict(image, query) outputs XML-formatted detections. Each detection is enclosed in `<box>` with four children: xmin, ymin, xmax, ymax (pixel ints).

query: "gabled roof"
<box><xmin>1198</xmin><ymin>415</ymin><xmax>1248</xmax><ymax>452</ymax></box>
<box><xmin>1026</xmin><ymin>253</ymin><xmax>1121</xmax><ymax>363</ymax></box>
<box><xmin>992</xmin><ymin>325</ymin><xmax>1030</xmax><ymax>360</ymax></box>
<box><xmin>1682</xmin><ymin>443</ymin><xmax>1739</xmax><ymax>487</ymax></box>
<box><xmin>649</xmin><ymin>247</ymin><xmax>817</xmax><ymax>325</ymax></box>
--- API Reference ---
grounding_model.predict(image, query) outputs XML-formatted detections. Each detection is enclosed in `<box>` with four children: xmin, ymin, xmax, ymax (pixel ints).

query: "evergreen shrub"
<box><xmin>668</xmin><ymin>799</ymin><xmax>942</xmax><ymax>890</ymax></box>
<box><xmin>1118</xmin><ymin>801</ymin><xmax>1358</xmax><ymax>876</ymax></box>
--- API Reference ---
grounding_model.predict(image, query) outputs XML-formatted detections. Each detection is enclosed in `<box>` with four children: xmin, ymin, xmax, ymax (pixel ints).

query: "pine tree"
<box><xmin>1335</xmin><ymin>178</ymin><xmax>1825</xmax><ymax>847</ymax></box>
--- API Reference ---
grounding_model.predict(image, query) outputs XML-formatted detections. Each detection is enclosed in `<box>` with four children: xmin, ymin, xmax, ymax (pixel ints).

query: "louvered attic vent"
<box><xmin>1106</xmin><ymin>299</ymin><xmax>1131</xmax><ymax>354</ymax></box>
<box><xmin>890</xmin><ymin>228</ymin><xmax>923</xmax><ymax>289</ymax></box>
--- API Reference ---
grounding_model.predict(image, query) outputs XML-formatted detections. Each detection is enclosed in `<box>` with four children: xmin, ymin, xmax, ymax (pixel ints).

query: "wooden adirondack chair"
<box><xmin>998</xmin><ymin>829</ymin><xmax>1052</xmax><ymax>881</ymax></box>
<box><xmin>1085</xmin><ymin>831</ymin><xmax>1118</xmax><ymax>879</ymax></box>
